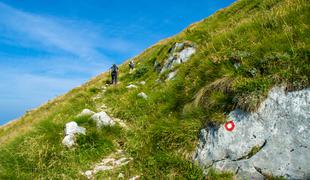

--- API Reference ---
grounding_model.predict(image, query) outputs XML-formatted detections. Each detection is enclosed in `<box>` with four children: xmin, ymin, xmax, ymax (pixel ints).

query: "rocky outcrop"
<box><xmin>62</xmin><ymin>121</ymin><xmax>86</xmax><ymax>148</ymax></box>
<box><xmin>91</xmin><ymin>112</ymin><xmax>115</xmax><ymax>127</ymax></box>
<box><xmin>194</xmin><ymin>87</ymin><xmax>310</xmax><ymax>179</ymax></box>
<box><xmin>160</xmin><ymin>42</ymin><xmax>196</xmax><ymax>73</ymax></box>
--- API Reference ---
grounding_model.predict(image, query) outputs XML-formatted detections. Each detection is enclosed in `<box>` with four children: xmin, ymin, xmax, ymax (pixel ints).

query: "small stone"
<box><xmin>139</xmin><ymin>81</ymin><xmax>146</xmax><ymax>85</ymax></box>
<box><xmin>129</xmin><ymin>176</ymin><xmax>140</xmax><ymax>180</ymax></box>
<box><xmin>137</xmin><ymin>92</ymin><xmax>148</xmax><ymax>99</ymax></box>
<box><xmin>77</xmin><ymin>109</ymin><xmax>95</xmax><ymax>117</ymax></box>
<box><xmin>126</xmin><ymin>84</ymin><xmax>138</xmax><ymax>89</ymax></box>
<box><xmin>91</xmin><ymin>112</ymin><xmax>115</xmax><ymax>127</ymax></box>
<box><xmin>84</xmin><ymin>170</ymin><xmax>93</xmax><ymax>179</ymax></box>
<box><xmin>166</xmin><ymin>71</ymin><xmax>177</xmax><ymax>81</ymax></box>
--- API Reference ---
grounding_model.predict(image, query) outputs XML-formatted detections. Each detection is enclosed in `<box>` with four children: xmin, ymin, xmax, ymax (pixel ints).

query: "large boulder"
<box><xmin>194</xmin><ymin>87</ymin><xmax>310</xmax><ymax>179</ymax></box>
<box><xmin>62</xmin><ymin>121</ymin><xmax>86</xmax><ymax>148</ymax></box>
<box><xmin>160</xmin><ymin>42</ymin><xmax>196</xmax><ymax>73</ymax></box>
<box><xmin>91</xmin><ymin>112</ymin><xmax>115</xmax><ymax>127</ymax></box>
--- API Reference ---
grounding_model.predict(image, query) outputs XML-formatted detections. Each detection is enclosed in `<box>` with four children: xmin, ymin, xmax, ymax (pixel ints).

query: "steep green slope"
<box><xmin>0</xmin><ymin>0</ymin><xmax>309</xmax><ymax>179</ymax></box>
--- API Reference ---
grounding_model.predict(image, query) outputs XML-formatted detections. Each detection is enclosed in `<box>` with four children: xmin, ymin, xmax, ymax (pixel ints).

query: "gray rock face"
<box><xmin>160</xmin><ymin>42</ymin><xmax>196</xmax><ymax>73</ymax></box>
<box><xmin>91</xmin><ymin>112</ymin><xmax>115</xmax><ymax>127</ymax></box>
<box><xmin>62</xmin><ymin>121</ymin><xmax>86</xmax><ymax>148</ymax></box>
<box><xmin>194</xmin><ymin>87</ymin><xmax>310</xmax><ymax>179</ymax></box>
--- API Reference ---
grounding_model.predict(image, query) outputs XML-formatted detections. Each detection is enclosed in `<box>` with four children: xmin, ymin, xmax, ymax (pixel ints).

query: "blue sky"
<box><xmin>0</xmin><ymin>0</ymin><xmax>235</xmax><ymax>125</ymax></box>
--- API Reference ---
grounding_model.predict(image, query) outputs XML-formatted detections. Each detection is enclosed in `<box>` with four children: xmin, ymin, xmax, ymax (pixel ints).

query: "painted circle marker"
<box><xmin>225</xmin><ymin>121</ymin><xmax>235</xmax><ymax>131</ymax></box>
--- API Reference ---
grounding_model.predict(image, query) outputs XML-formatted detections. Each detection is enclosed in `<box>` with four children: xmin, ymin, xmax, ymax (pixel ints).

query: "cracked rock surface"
<box><xmin>160</xmin><ymin>42</ymin><xmax>196</xmax><ymax>73</ymax></box>
<box><xmin>194</xmin><ymin>87</ymin><xmax>310</xmax><ymax>179</ymax></box>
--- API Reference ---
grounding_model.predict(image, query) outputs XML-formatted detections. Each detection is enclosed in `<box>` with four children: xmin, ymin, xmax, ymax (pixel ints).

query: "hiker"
<box><xmin>129</xmin><ymin>60</ymin><xmax>135</xmax><ymax>73</ymax></box>
<box><xmin>110</xmin><ymin>64</ymin><xmax>118</xmax><ymax>84</ymax></box>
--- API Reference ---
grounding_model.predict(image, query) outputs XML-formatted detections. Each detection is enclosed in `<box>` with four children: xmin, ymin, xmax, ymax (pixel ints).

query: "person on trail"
<box><xmin>110</xmin><ymin>64</ymin><xmax>118</xmax><ymax>84</ymax></box>
<box><xmin>129</xmin><ymin>60</ymin><xmax>135</xmax><ymax>73</ymax></box>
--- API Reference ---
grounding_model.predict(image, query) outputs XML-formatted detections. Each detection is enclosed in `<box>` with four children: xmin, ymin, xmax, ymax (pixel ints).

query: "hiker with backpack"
<box><xmin>129</xmin><ymin>60</ymin><xmax>135</xmax><ymax>73</ymax></box>
<box><xmin>110</xmin><ymin>64</ymin><xmax>119</xmax><ymax>84</ymax></box>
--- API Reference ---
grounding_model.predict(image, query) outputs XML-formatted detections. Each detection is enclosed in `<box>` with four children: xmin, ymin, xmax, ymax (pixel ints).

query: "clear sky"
<box><xmin>0</xmin><ymin>0</ymin><xmax>236</xmax><ymax>125</ymax></box>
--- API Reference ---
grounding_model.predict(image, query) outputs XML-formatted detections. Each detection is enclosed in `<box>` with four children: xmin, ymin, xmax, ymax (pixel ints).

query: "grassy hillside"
<box><xmin>0</xmin><ymin>0</ymin><xmax>309</xmax><ymax>179</ymax></box>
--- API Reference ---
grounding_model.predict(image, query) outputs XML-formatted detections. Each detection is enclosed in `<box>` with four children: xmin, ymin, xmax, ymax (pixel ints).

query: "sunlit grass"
<box><xmin>0</xmin><ymin>0</ymin><xmax>309</xmax><ymax>178</ymax></box>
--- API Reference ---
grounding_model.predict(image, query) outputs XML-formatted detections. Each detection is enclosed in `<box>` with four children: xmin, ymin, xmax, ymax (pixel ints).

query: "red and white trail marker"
<box><xmin>224</xmin><ymin>121</ymin><xmax>235</xmax><ymax>131</ymax></box>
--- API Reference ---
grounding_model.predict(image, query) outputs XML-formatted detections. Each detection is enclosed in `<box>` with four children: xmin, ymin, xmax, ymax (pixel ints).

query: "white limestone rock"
<box><xmin>179</xmin><ymin>47</ymin><xmax>196</xmax><ymax>63</ymax></box>
<box><xmin>139</xmin><ymin>81</ymin><xmax>146</xmax><ymax>85</ymax></box>
<box><xmin>91</xmin><ymin>112</ymin><xmax>115</xmax><ymax>127</ymax></box>
<box><xmin>64</xmin><ymin>121</ymin><xmax>86</xmax><ymax>136</ymax></box>
<box><xmin>160</xmin><ymin>42</ymin><xmax>196</xmax><ymax>73</ymax></box>
<box><xmin>166</xmin><ymin>71</ymin><xmax>177</xmax><ymax>81</ymax></box>
<box><xmin>126</xmin><ymin>84</ymin><xmax>138</xmax><ymax>89</ymax></box>
<box><xmin>62</xmin><ymin>135</ymin><xmax>76</xmax><ymax>148</ymax></box>
<box><xmin>84</xmin><ymin>170</ymin><xmax>93</xmax><ymax>179</ymax></box>
<box><xmin>62</xmin><ymin>121</ymin><xmax>86</xmax><ymax>148</ymax></box>
<box><xmin>137</xmin><ymin>92</ymin><xmax>148</xmax><ymax>99</ymax></box>
<box><xmin>194</xmin><ymin>87</ymin><xmax>310</xmax><ymax>179</ymax></box>
<box><xmin>77</xmin><ymin>109</ymin><xmax>95</xmax><ymax>117</ymax></box>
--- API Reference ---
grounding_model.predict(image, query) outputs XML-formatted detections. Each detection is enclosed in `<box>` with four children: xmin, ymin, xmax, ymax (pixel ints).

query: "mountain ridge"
<box><xmin>0</xmin><ymin>0</ymin><xmax>309</xmax><ymax>178</ymax></box>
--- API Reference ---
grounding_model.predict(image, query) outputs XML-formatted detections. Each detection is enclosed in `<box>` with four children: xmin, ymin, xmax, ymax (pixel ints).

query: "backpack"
<box><xmin>129</xmin><ymin>61</ymin><xmax>135</xmax><ymax>69</ymax></box>
<box><xmin>111</xmin><ymin>65</ymin><xmax>118</xmax><ymax>73</ymax></box>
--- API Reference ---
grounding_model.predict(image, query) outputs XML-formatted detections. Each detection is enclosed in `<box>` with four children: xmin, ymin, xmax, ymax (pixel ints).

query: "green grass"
<box><xmin>0</xmin><ymin>117</ymin><xmax>121</xmax><ymax>179</ymax></box>
<box><xmin>206</xmin><ymin>169</ymin><xmax>235</xmax><ymax>180</ymax></box>
<box><xmin>0</xmin><ymin>89</ymin><xmax>122</xmax><ymax>179</ymax></box>
<box><xmin>0</xmin><ymin>0</ymin><xmax>309</xmax><ymax>178</ymax></box>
